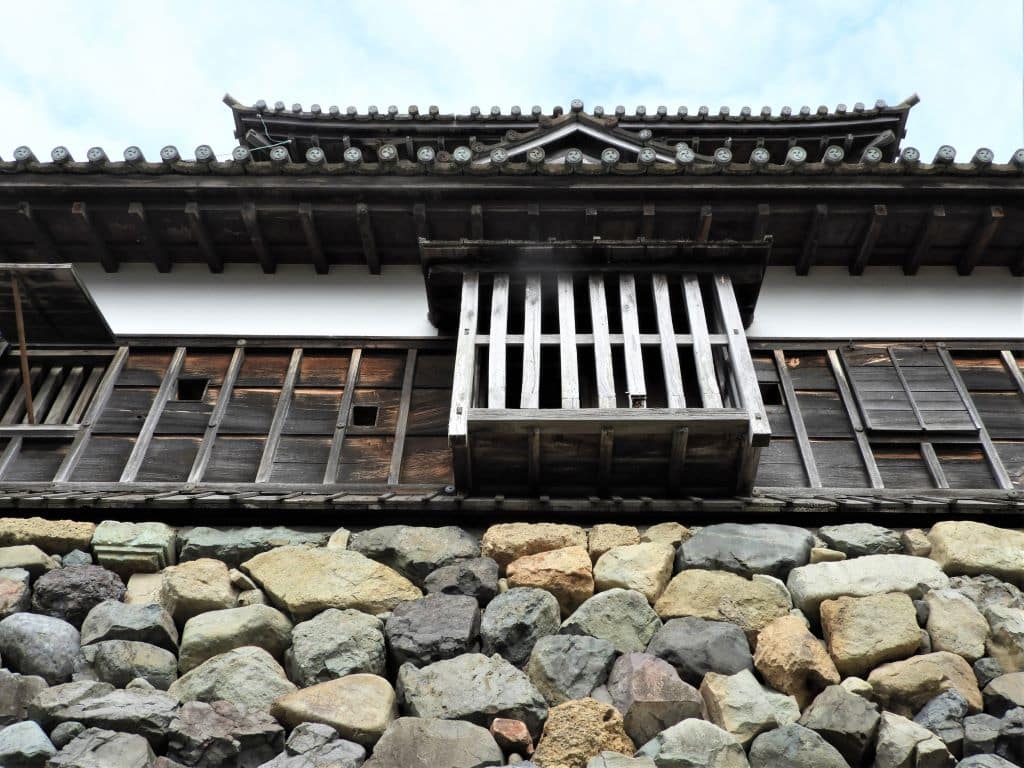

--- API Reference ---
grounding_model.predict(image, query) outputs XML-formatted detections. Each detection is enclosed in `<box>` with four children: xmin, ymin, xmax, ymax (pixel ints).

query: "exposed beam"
<box><xmin>521</xmin><ymin>275</ymin><xmax>541</xmax><ymax>409</ymax></box>
<box><xmin>120</xmin><ymin>346</ymin><xmax>185</xmax><ymax>482</ymax></box>
<box><xmin>682</xmin><ymin>275</ymin><xmax>723</xmax><ymax>408</ymax></box>
<box><xmin>905</xmin><ymin>206</ymin><xmax>944</xmax><ymax>275</ymax></box>
<box><xmin>849</xmin><ymin>204</ymin><xmax>887</xmax><ymax>275</ymax></box>
<box><xmin>652</xmin><ymin>274</ymin><xmax>685</xmax><ymax>407</ymax></box>
<box><xmin>17</xmin><ymin>202</ymin><xmax>59</xmax><ymax>262</ymax></box>
<box><xmin>255</xmin><ymin>348</ymin><xmax>302</xmax><ymax>483</ymax></box>
<box><xmin>920</xmin><ymin>442</ymin><xmax>949</xmax><ymax>489</ymax></box>
<box><xmin>71</xmin><ymin>202</ymin><xmax>117</xmax><ymax>272</ymax></box>
<box><xmin>297</xmin><ymin>204</ymin><xmax>328</xmax><ymax>274</ymax></box>
<box><xmin>184</xmin><ymin>203</ymin><xmax>222</xmax><ymax>273</ymax></box>
<box><xmin>10</xmin><ymin>276</ymin><xmax>35</xmax><ymax>424</ymax></box>
<box><xmin>0</xmin><ymin>437</ymin><xmax>22</xmax><ymax>479</ymax></box>
<box><xmin>958</xmin><ymin>205</ymin><xmax>1004</xmax><ymax>276</ymax></box>
<box><xmin>323</xmin><ymin>348</ymin><xmax>362</xmax><ymax>484</ymax></box>
<box><xmin>588</xmin><ymin>275</ymin><xmax>616</xmax><ymax>408</ymax></box>
<box><xmin>1000</xmin><ymin>350</ymin><xmax>1024</xmax><ymax>398</ymax></box>
<box><xmin>774</xmin><ymin>349</ymin><xmax>821</xmax><ymax>488</ymax></box>
<box><xmin>240</xmin><ymin>202</ymin><xmax>274</xmax><ymax>274</ymax></box>
<box><xmin>487</xmin><ymin>274</ymin><xmax>509</xmax><ymax>408</ymax></box>
<box><xmin>826</xmin><ymin>349</ymin><xmax>883</xmax><ymax>488</ymax></box>
<box><xmin>796</xmin><ymin>203</ymin><xmax>827</xmax><ymax>275</ymax></box>
<box><xmin>128</xmin><ymin>202</ymin><xmax>170</xmax><ymax>272</ymax></box>
<box><xmin>696</xmin><ymin>205</ymin><xmax>713</xmax><ymax>242</ymax></box>
<box><xmin>188</xmin><ymin>345</ymin><xmax>244</xmax><ymax>483</ymax></box>
<box><xmin>449</xmin><ymin>273</ymin><xmax>479</xmax><ymax>489</ymax></box>
<box><xmin>557</xmin><ymin>273</ymin><xmax>580</xmax><ymax>408</ymax></box>
<box><xmin>387</xmin><ymin>349</ymin><xmax>417</xmax><ymax>486</ymax></box>
<box><xmin>355</xmin><ymin>203</ymin><xmax>380</xmax><ymax>274</ymax></box>
<box><xmin>619</xmin><ymin>273</ymin><xmax>646</xmax><ymax>407</ymax></box>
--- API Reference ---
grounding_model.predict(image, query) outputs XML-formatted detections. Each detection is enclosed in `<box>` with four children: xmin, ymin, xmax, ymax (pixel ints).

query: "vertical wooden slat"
<box><xmin>652</xmin><ymin>274</ymin><xmax>685</xmax><ymax>408</ymax></box>
<box><xmin>774</xmin><ymin>349</ymin><xmax>821</xmax><ymax>488</ymax></box>
<box><xmin>668</xmin><ymin>427</ymin><xmax>689</xmax><ymax>496</ymax></box>
<box><xmin>255</xmin><ymin>348</ymin><xmax>303</xmax><ymax>483</ymax></box>
<box><xmin>826</xmin><ymin>349</ymin><xmax>884</xmax><ymax>489</ymax></box>
<box><xmin>449</xmin><ymin>274</ymin><xmax>479</xmax><ymax>489</ymax></box>
<box><xmin>387</xmin><ymin>349</ymin><xmax>417</xmax><ymax>486</ymax></box>
<box><xmin>0</xmin><ymin>437</ymin><xmax>22</xmax><ymax>479</ymax></box>
<box><xmin>120</xmin><ymin>347</ymin><xmax>186</xmax><ymax>482</ymax></box>
<box><xmin>1000</xmin><ymin>350</ymin><xmax>1024</xmax><ymax>397</ymax></box>
<box><xmin>65</xmin><ymin>366</ymin><xmax>104</xmax><ymax>425</ymax></box>
<box><xmin>521</xmin><ymin>275</ymin><xmax>541</xmax><ymax>409</ymax></box>
<box><xmin>682</xmin><ymin>275</ymin><xmax>723</xmax><ymax>408</ymax></box>
<box><xmin>45</xmin><ymin>366</ymin><xmax>84</xmax><ymax>425</ymax></box>
<box><xmin>55</xmin><ymin>346</ymin><xmax>129</xmax><ymax>483</ymax></box>
<box><xmin>323</xmin><ymin>348</ymin><xmax>363</xmax><ymax>484</ymax></box>
<box><xmin>588</xmin><ymin>275</ymin><xmax>616</xmax><ymax>408</ymax></box>
<box><xmin>188</xmin><ymin>345</ymin><xmax>244</xmax><ymax>484</ymax></box>
<box><xmin>619</xmin><ymin>273</ymin><xmax>646</xmax><ymax>407</ymax></box>
<box><xmin>920</xmin><ymin>442</ymin><xmax>950</xmax><ymax>489</ymax></box>
<box><xmin>557</xmin><ymin>274</ymin><xmax>580</xmax><ymax>408</ymax></box>
<box><xmin>27</xmin><ymin>367</ymin><xmax>62</xmax><ymax>424</ymax></box>
<box><xmin>488</xmin><ymin>274</ymin><xmax>509</xmax><ymax>408</ymax></box>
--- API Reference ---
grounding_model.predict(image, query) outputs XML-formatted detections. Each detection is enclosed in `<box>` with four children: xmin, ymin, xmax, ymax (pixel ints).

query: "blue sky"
<box><xmin>3</xmin><ymin>0</ymin><xmax>1022</xmax><ymax>161</ymax></box>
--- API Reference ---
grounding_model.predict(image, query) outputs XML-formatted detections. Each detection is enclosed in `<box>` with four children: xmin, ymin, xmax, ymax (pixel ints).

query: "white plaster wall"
<box><xmin>76</xmin><ymin>263</ymin><xmax>1023</xmax><ymax>340</ymax></box>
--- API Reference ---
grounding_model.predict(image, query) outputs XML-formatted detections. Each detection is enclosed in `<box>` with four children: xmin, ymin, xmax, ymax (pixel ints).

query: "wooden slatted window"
<box><xmin>0</xmin><ymin>352</ymin><xmax>112</xmax><ymax>431</ymax></box>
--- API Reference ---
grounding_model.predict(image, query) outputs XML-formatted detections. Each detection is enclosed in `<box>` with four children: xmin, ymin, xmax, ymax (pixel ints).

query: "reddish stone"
<box><xmin>490</xmin><ymin>717</ymin><xmax>534</xmax><ymax>756</ymax></box>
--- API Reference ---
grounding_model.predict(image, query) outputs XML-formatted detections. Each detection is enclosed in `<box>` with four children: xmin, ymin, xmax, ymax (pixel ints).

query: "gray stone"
<box><xmin>80</xmin><ymin>599</ymin><xmax>179</xmax><ymax>653</ymax></box>
<box><xmin>699</xmin><ymin>669</ymin><xmax>800</xmax><ymax>747</ymax></box>
<box><xmin>963</xmin><ymin>713</ymin><xmax>1002</xmax><ymax>756</ymax></box>
<box><xmin>957</xmin><ymin>756</ymin><xmax>1022</xmax><ymax>768</ymax></box>
<box><xmin>91</xmin><ymin>640</ymin><xmax>178</xmax><ymax>690</ymax></box>
<box><xmin>874</xmin><ymin>711</ymin><xmax>955</xmax><ymax>768</ymax></box>
<box><xmin>0</xmin><ymin>567</ymin><xmax>31</xmax><ymax>618</ymax></box>
<box><xmin>349</xmin><ymin>525</ymin><xmax>480</xmax><ymax>586</ymax></box>
<box><xmin>634</xmin><ymin>718</ymin><xmax>749</xmax><ymax>768</ymax></box>
<box><xmin>914</xmin><ymin>690</ymin><xmax>969</xmax><ymax>757</ymax></box>
<box><xmin>179</xmin><ymin>604</ymin><xmax>293</xmax><ymax>673</ymax></box>
<box><xmin>260</xmin><ymin>731</ymin><xmax>366</xmax><ymax>768</ymax></box>
<box><xmin>0</xmin><ymin>721</ymin><xmax>56</xmax><ymax>768</ymax></box>
<box><xmin>364</xmin><ymin>717</ymin><xmax>502</xmax><ymax>768</ymax></box>
<box><xmin>91</xmin><ymin>520</ymin><xmax>176</xmax><ymax>577</ymax></box>
<box><xmin>747</xmin><ymin>723</ymin><xmax>849</xmax><ymax>768</ymax></box>
<box><xmin>925</xmin><ymin>588</ymin><xmax>990</xmax><ymax>662</ymax></box>
<box><xmin>0</xmin><ymin>669</ymin><xmax>48</xmax><ymax>726</ymax></box>
<box><xmin>49</xmin><ymin>722</ymin><xmax>86</xmax><ymax>750</ymax></box>
<box><xmin>397</xmin><ymin>653</ymin><xmax>548</xmax><ymax>738</ymax></box>
<box><xmin>975</xmin><ymin>658</ymin><xmax>1006</xmax><ymax>689</ymax></box>
<box><xmin>676</xmin><ymin>523</ymin><xmax>814</xmax><ymax>579</ymax></box>
<box><xmin>0</xmin><ymin>545</ymin><xmax>58</xmax><ymax>579</ymax></box>
<box><xmin>62</xmin><ymin>549</ymin><xmax>93</xmax><ymax>567</ymax></box>
<box><xmin>36</xmin><ymin>688</ymin><xmax>180</xmax><ymax>747</ymax></box>
<box><xmin>525</xmin><ymin>634</ymin><xmax>616</xmax><ymax>705</ymax></box>
<box><xmin>645</xmin><ymin>616</ymin><xmax>754</xmax><ymax>687</ymax></box>
<box><xmin>285</xmin><ymin>609</ymin><xmax>385</xmax><ymax>687</ymax></box>
<box><xmin>0</xmin><ymin>612</ymin><xmax>80</xmax><ymax>684</ymax></box>
<box><xmin>385</xmin><ymin>594</ymin><xmax>480</xmax><ymax>668</ymax></box>
<box><xmin>166</xmin><ymin>699</ymin><xmax>285</xmax><ymax>768</ymax></box>
<box><xmin>424</xmin><ymin>558</ymin><xmax>500</xmax><ymax>604</ymax></box>
<box><xmin>984</xmin><ymin>673</ymin><xmax>1024</xmax><ymax>717</ymax></box>
<box><xmin>178</xmin><ymin>526</ymin><xmax>328</xmax><ymax>568</ymax></box>
<box><xmin>27</xmin><ymin>681</ymin><xmax>116</xmax><ymax>727</ymax></box>
<box><xmin>996</xmin><ymin>707</ymin><xmax>1024</xmax><ymax>764</ymax></box>
<box><xmin>950</xmin><ymin>574</ymin><xmax>1024</xmax><ymax>613</ymax></box>
<box><xmin>560</xmin><ymin>588</ymin><xmax>662</xmax><ymax>654</ymax></box>
<box><xmin>985</xmin><ymin>606</ymin><xmax>1024</xmax><ymax>673</ymax></box>
<box><xmin>168</xmin><ymin>646</ymin><xmax>298</xmax><ymax>713</ymax></box>
<box><xmin>798</xmin><ymin>685</ymin><xmax>880</xmax><ymax>766</ymax></box>
<box><xmin>818</xmin><ymin>523</ymin><xmax>902</xmax><ymax>557</ymax></box>
<box><xmin>586</xmin><ymin>753</ymin><xmax>656</xmax><ymax>768</ymax></box>
<box><xmin>480</xmin><ymin>588</ymin><xmax>560</xmax><ymax>667</ymax></box>
<box><xmin>604</xmin><ymin>653</ymin><xmax>703</xmax><ymax>747</ymax></box>
<box><xmin>31</xmin><ymin>565</ymin><xmax>126</xmax><ymax>627</ymax></box>
<box><xmin>46</xmin><ymin>727</ymin><xmax>156</xmax><ymax>768</ymax></box>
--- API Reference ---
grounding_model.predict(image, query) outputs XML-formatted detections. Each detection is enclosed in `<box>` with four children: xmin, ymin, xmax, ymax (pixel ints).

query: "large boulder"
<box><xmin>786</xmin><ymin>555</ymin><xmax>949</xmax><ymax>619</ymax></box>
<box><xmin>0</xmin><ymin>612</ymin><xmax>80</xmax><ymax>684</ymax></box>
<box><xmin>160</xmin><ymin>558</ymin><xmax>237</xmax><ymax>624</ymax></box>
<box><xmin>241</xmin><ymin>547</ymin><xmax>421</xmax><ymax>621</ymax></box>
<box><xmin>654</xmin><ymin>570</ymin><xmax>791</xmax><ymax>642</ymax></box>
<box><xmin>349</xmin><ymin>525</ymin><xmax>480</xmax><ymax>585</ymax></box>
<box><xmin>91</xmin><ymin>520</ymin><xmax>176</xmax><ymax>577</ymax></box>
<box><xmin>914</xmin><ymin>689</ymin><xmax>970</xmax><ymax>756</ymax></box>
<box><xmin>874</xmin><ymin>711</ymin><xmax>955</xmax><ymax>768</ymax></box>
<box><xmin>480</xmin><ymin>587</ymin><xmax>561</xmax><ymax>667</ymax></box>
<box><xmin>80</xmin><ymin>599</ymin><xmax>179</xmax><ymax>652</ymax></box>
<box><xmin>364</xmin><ymin>717</ymin><xmax>503</xmax><ymax>768</ymax></box>
<box><xmin>166</xmin><ymin>699</ymin><xmax>285</xmax><ymax>768</ymax></box>
<box><xmin>27</xmin><ymin>680</ymin><xmax>116</xmax><ymax>727</ymax></box>
<box><xmin>604</xmin><ymin>653</ymin><xmax>703</xmax><ymax>746</ymax></box>
<box><xmin>506</xmin><ymin>546</ymin><xmax>594</xmax><ymax>616</ymax></box>
<box><xmin>867</xmin><ymin>651</ymin><xmax>983</xmax><ymax>716</ymax></box>
<box><xmin>560</xmin><ymin>588</ymin><xmax>662</xmax><ymax>654</ymax></box>
<box><xmin>699</xmin><ymin>669</ymin><xmax>800</xmax><ymax>747</ymax></box>
<box><xmin>178</xmin><ymin>526</ymin><xmax>328</xmax><ymax>568</ymax></box>
<box><xmin>424</xmin><ymin>558</ymin><xmax>500</xmax><ymax>604</ymax></box>
<box><xmin>950</xmin><ymin>574</ymin><xmax>1024</xmax><ymax>613</ymax></box>
<box><xmin>593</xmin><ymin>543</ymin><xmax>674</xmax><ymax>604</ymax></box>
<box><xmin>285</xmin><ymin>608</ymin><xmax>386</xmax><ymax>686</ymax></box>
<box><xmin>677</xmin><ymin>523</ymin><xmax>814</xmax><ymax>579</ymax></box>
<box><xmin>47</xmin><ymin>728</ymin><xmax>156</xmax><ymax>768</ymax></box>
<box><xmin>588</xmin><ymin>524</ymin><xmax>641</xmax><ymax>562</ymax></box>
<box><xmin>798</xmin><ymin>685</ymin><xmax>880</xmax><ymax>766</ymax></box>
<box><xmin>818</xmin><ymin>523</ymin><xmax>902</xmax><ymax>557</ymax></box>
<box><xmin>985</xmin><ymin>605</ymin><xmax>1024</xmax><ymax>672</ymax></box>
<box><xmin>259</xmin><ymin>722</ymin><xmax>365</xmax><ymax>768</ymax></box>
<box><xmin>34</xmin><ymin>688</ymin><xmax>181</xmax><ymax>747</ymax></box>
<box><xmin>385</xmin><ymin>594</ymin><xmax>480</xmax><ymax>668</ymax></box>
<box><xmin>646</xmin><ymin>616</ymin><xmax>753</xmax><ymax>687</ymax></box>
<box><xmin>526</xmin><ymin>634</ymin><xmax>616</xmax><ymax>706</ymax></box>
<box><xmin>0</xmin><ymin>720</ymin><xmax>56</xmax><ymax>768</ymax></box>
<box><xmin>925</xmin><ymin>588</ymin><xmax>990</xmax><ymax>662</ymax></box>
<box><xmin>928</xmin><ymin>521</ymin><xmax>1024</xmax><ymax>584</ymax></box>
<box><xmin>481</xmin><ymin>523</ymin><xmax>587</xmax><ymax>571</ymax></box>
<box><xmin>271</xmin><ymin>673</ymin><xmax>397</xmax><ymax>747</ymax></box>
<box><xmin>747</xmin><ymin>723</ymin><xmax>850</xmax><ymax>768</ymax></box>
<box><xmin>91</xmin><ymin>639</ymin><xmax>178</xmax><ymax>690</ymax></box>
<box><xmin>634</xmin><ymin>718</ymin><xmax>749</xmax><ymax>768</ymax></box>
<box><xmin>984</xmin><ymin>672</ymin><xmax>1024</xmax><ymax>717</ymax></box>
<box><xmin>30</xmin><ymin>565</ymin><xmax>126</xmax><ymax>627</ymax></box>
<box><xmin>0</xmin><ymin>669</ymin><xmax>48</xmax><ymax>726</ymax></box>
<box><xmin>641</xmin><ymin>523</ymin><xmax>692</xmax><ymax>548</ymax></box>
<box><xmin>0</xmin><ymin>516</ymin><xmax>95</xmax><ymax>554</ymax></box>
<box><xmin>820</xmin><ymin>592</ymin><xmax>921</xmax><ymax>677</ymax></box>
<box><xmin>168</xmin><ymin>646</ymin><xmax>298</xmax><ymax>713</ymax></box>
<box><xmin>178</xmin><ymin>603</ymin><xmax>293</xmax><ymax>673</ymax></box>
<box><xmin>753</xmin><ymin>615</ymin><xmax>839</xmax><ymax>709</ymax></box>
<box><xmin>397</xmin><ymin>653</ymin><xmax>548</xmax><ymax>737</ymax></box>
<box><xmin>0</xmin><ymin>545</ymin><xmax>58</xmax><ymax>579</ymax></box>
<box><xmin>532</xmin><ymin>698</ymin><xmax>635</xmax><ymax>768</ymax></box>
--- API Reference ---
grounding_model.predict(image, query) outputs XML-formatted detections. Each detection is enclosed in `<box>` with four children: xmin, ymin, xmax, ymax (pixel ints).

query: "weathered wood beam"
<box><xmin>619</xmin><ymin>273</ymin><xmax>646</xmax><ymax>407</ymax></box>
<box><xmin>826</xmin><ymin>349</ymin><xmax>883</xmax><ymax>489</ymax></box>
<box><xmin>1000</xmin><ymin>350</ymin><xmax>1024</xmax><ymax>398</ymax></box>
<box><xmin>128</xmin><ymin>202</ymin><xmax>170</xmax><ymax>273</ymax></box>
<box><xmin>16</xmin><ymin>202</ymin><xmax>59</xmax><ymax>262</ymax></box>
<box><xmin>322</xmin><ymin>348</ymin><xmax>362</xmax><ymax>484</ymax></box>
<box><xmin>796</xmin><ymin>203</ymin><xmax>827</xmax><ymax>275</ymax></box>
<box><xmin>27</xmin><ymin>367</ymin><xmax>62</xmax><ymax>424</ymax></box>
<box><xmin>920</xmin><ymin>442</ymin><xmax>949</xmax><ymax>489</ymax></box>
<box><xmin>355</xmin><ymin>203</ymin><xmax>380</xmax><ymax>274</ymax></box>
<box><xmin>696</xmin><ymin>205</ymin><xmax>713</xmax><ymax>242</ymax></box>
<box><xmin>240</xmin><ymin>202</ymin><xmax>274</xmax><ymax>274</ymax></box>
<box><xmin>905</xmin><ymin>206</ymin><xmax>944</xmax><ymax>275</ymax></box>
<box><xmin>387</xmin><ymin>349</ymin><xmax>417</xmax><ymax>486</ymax></box>
<box><xmin>55</xmin><ymin>346</ymin><xmax>129</xmax><ymax>483</ymax></box>
<box><xmin>188</xmin><ymin>345</ymin><xmax>244</xmax><ymax>483</ymax></box>
<box><xmin>0</xmin><ymin>437</ymin><xmax>22</xmax><ymax>479</ymax></box>
<box><xmin>668</xmin><ymin>427</ymin><xmax>689</xmax><ymax>496</ymax></box>
<box><xmin>65</xmin><ymin>366</ymin><xmax>104</xmax><ymax>425</ymax></box>
<box><xmin>588</xmin><ymin>275</ymin><xmax>616</xmax><ymax>408</ymax></box>
<box><xmin>652</xmin><ymin>274</ymin><xmax>685</xmax><ymax>407</ymax></box>
<box><xmin>449</xmin><ymin>273</ymin><xmax>479</xmax><ymax>489</ymax></box>
<box><xmin>849</xmin><ymin>204</ymin><xmax>887</xmax><ymax>276</ymax></box>
<box><xmin>120</xmin><ymin>347</ymin><xmax>185</xmax><ymax>482</ymax></box>
<box><xmin>958</xmin><ymin>205</ymin><xmax>1004</xmax><ymax>276</ymax></box>
<box><xmin>255</xmin><ymin>348</ymin><xmax>302</xmax><ymax>483</ymax></box>
<box><xmin>297</xmin><ymin>204</ymin><xmax>328</xmax><ymax>274</ymax></box>
<box><xmin>521</xmin><ymin>275</ymin><xmax>541</xmax><ymax>409</ymax></box>
<box><xmin>10</xmin><ymin>276</ymin><xmax>35</xmax><ymax>424</ymax></box>
<box><xmin>487</xmin><ymin>274</ymin><xmax>509</xmax><ymax>408</ymax></box>
<box><xmin>71</xmin><ymin>202</ymin><xmax>117</xmax><ymax>272</ymax></box>
<box><xmin>557</xmin><ymin>274</ymin><xmax>580</xmax><ymax>408</ymax></box>
<box><xmin>773</xmin><ymin>349</ymin><xmax>821</xmax><ymax>488</ymax></box>
<box><xmin>184</xmin><ymin>203</ymin><xmax>222</xmax><ymax>273</ymax></box>
<box><xmin>682</xmin><ymin>274</ymin><xmax>723</xmax><ymax>408</ymax></box>
<box><xmin>887</xmin><ymin>347</ymin><xmax>928</xmax><ymax>430</ymax></box>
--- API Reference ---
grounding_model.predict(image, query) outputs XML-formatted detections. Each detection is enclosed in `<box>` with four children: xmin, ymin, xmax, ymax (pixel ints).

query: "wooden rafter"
<box><xmin>255</xmin><ymin>348</ymin><xmax>302</xmax><ymax>483</ymax></box>
<box><xmin>184</xmin><ymin>203</ymin><xmax>222</xmax><ymax>273</ymax></box>
<box><xmin>298</xmin><ymin>204</ymin><xmax>328</xmax><ymax>274</ymax></box>
<box><xmin>849</xmin><ymin>204</ymin><xmax>887</xmax><ymax>276</ymax></box>
<box><xmin>72</xmin><ymin>202</ymin><xmax>117</xmax><ymax>272</ymax></box>
<box><xmin>128</xmin><ymin>202</ymin><xmax>170</xmax><ymax>273</ymax></box>
<box><xmin>188</xmin><ymin>345</ymin><xmax>244</xmax><ymax>483</ymax></box>
<box><xmin>120</xmin><ymin>347</ymin><xmax>185</xmax><ymax>482</ymax></box>
<box><xmin>240</xmin><ymin>202</ymin><xmax>274</xmax><ymax>274</ymax></box>
<box><xmin>387</xmin><ymin>349</ymin><xmax>417</xmax><ymax>486</ymax></box>
<box><xmin>958</xmin><ymin>206</ymin><xmax>1004</xmax><ymax>276</ymax></box>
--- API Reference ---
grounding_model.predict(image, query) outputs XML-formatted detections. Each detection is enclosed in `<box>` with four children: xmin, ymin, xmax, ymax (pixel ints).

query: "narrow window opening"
<box><xmin>176</xmin><ymin>377</ymin><xmax>210</xmax><ymax>402</ymax></box>
<box><xmin>758</xmin><ymin>381</ymin><xmax>784</xmax><ymax>406</ymax></box>
<box><xmin>351</xmin><ymin>405</ymin><xmax>379</xmax><ymax>427</ymax></box>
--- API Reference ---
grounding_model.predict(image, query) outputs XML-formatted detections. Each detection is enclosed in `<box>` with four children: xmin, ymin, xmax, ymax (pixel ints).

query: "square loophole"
<box><xmin>176</xmin><ymin>377</ymin><xmax>210</xmax><ymax>402</ymax></box>
<box><xmin>351</xmin><ymin>405</ymin><xmax>379</xmax><ymax>427</ymax></box>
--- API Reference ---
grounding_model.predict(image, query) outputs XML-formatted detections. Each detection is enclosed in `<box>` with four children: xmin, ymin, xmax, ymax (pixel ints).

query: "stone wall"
<box><xmin>0</xmin><ymin>516</ymin><xmax>1021</xmax><ymax>768</ymax></box>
